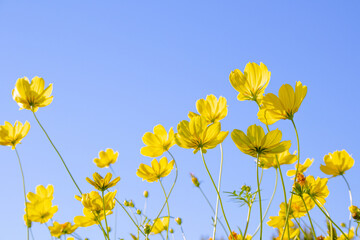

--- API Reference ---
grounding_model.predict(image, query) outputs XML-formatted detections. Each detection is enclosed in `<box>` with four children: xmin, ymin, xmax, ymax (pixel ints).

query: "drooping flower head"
<box><xmin>175</xmin><ymin>116</ymin><xmax>228</xmax><ymax>154</ymax></box>
<box><xmin>86</xmin><ymin>172</ymin><xmax>120</xmax><ymax>191</ymax></box>
<box><xmin>229</xmin><ymin>62</ymin><xmax>271</xmax><ymax>103</ymax></box>
<box><xmin>287</xmin><ymin>158</ymin><xmax>314</xmax><ymax>178</ymax></box>
<box><xmin>231</xmin><ymin>124</ymin><xmax>291</xmax><ymax>158</ymax></box>
<box><xmin>0</xmin><ymin>121</ymin><xmax>30</xmax><ymax>149</ymax></box>
<box><xmin>93</xmin><ymin>148</ymin><xmax>119</xmax><ymax>168</ymax></box>
<box><xmin>141</xmin><ymin>124</ymin><xmax>175</xmax><ymax>157</ymax></box>
<box><xmin>75</xmin><ymin>190</ymin><xmax>117</xmax><ymax>212</ymax></box>
<box><xmin>12</xmin><ymin>76</ymin><xmax>53</xmax><ymax>112</ymax></box>
<box><xmin>320</xmin><ymin>150</ymin><xmax>354</xmax><ymax>177</ymax></box>
<box><xmin>259</xmin><ymin>150</ymin><xmax>297</xmax><ymax>169</ymax></box>
<box><xmin>151</xmin><ymin>217</ymin><xmax>170</xmax><ymax>234</ymax></box>
<box><xmin>136</xmin><ymin>157</ymin><xmax>174</xmax><ymax>182</ymax></box>
<box><xmin>188</xmin><ymin>94</ymin><xmax>228</xmax><ymax>123</ymax></box>
<box><xmin>74</xmin><ymin>207</ymin><xmax>112</xmax><ymax>227</ymax></box>
<box><xmin>258</xmin><ymin>81</ymin><xmax>307</xmax><ymax>125</ymax></box>
<box><xmin>48</xmin><ymin>222</ymin><xmax>78</xmax><ymax>238</ymax></box>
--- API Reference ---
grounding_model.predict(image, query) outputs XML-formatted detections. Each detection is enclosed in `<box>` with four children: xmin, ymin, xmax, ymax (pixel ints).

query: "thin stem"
<box><xmin>212</xmin><ymin>143</ymin><xmax>224</xmax><ymax>239</ymax></box>
<box><xmin>200</xmin><ymin>149</ymin><xmax>233</xmax><ymax>239</ymax></box>
<box><xmin>256</xmin><ymin>154</ymin><xmax>263</xmax><ymax>240</ymax></box>
<box><xmin>94</xmin><ymin>213</ymin><xmax>109</xmax><ymax>240</ymax></box>
<box><xmin>30</xmin><ymin>228</ymin><xmax>35</xmax><ymax>240</ymax></box>
<box><xmin>198</xmin><ymin>187</ymin><xmax>228</xmax><ymax>236</ymax></box>
<box><xmin>109</xmin><ymin>165</ymin><xmax>118</xmax><ymax>240</ymax></box>
<box><xmin>243</xmin><ymin>202</ymin><xmax>253</xmax><ymax>239</ymax></box>
<box><xmin>15</xmin><ymin>148</ymin><xmax>29</xmax><ymax>240</ymax></box>
<box><xmin>32</xmin><ymin>112</ymin><xmax>82</xmax><ymax>194</ymax></box>
<box><xmin>300</xmin><ymin>195</ymin><xmax>316</xmax><ymax>239</ymax></box>
<box><xmin>150</xmin><ymin>151</ymin><xmax>178</xmax><ymax>233</ymax></box>
<box><xmin>180</xmin><ymin>226</ymin><xmax>187</xmax><ymax>240</ymax></box>
<box><xmin>310</xmin><ymin>195</ymin><xmax>349</xmax><ymax>239</ymax></box>
<box><xmin>342</xmin><ymin>174</ymin><xmax>353</xmax><ymax>235</ymax></box>
<box><xmin>293</xmin><ymin>216</ymin><xmax>307</xmax><ymax>237</ymax></box>
<box><xmin>160</xmin><ymin>180</ymin><xmax>170</xmax><ymax>240</ymax></box>
<box><xmin>102</xmin><ymin>191</ymin><xmax>110</xmax><ymax>239</ymax></box>
<box><xmin>281</xmin><ymin>119</ymin><xmax>300</xmax><ymax>240</ymax></box>
<box><xmin>44</xmin><ymin>222</ymin><xmax>53</xmax><ymax>240</ymax></box>
<box><xmin>252</xmin><ymin>168</ymin><xmax>278</xmax><ymax>237</ymax></box>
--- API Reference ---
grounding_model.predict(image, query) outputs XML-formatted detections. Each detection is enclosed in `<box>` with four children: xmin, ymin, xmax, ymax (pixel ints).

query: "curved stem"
<box><xmin>212</xmin><ymin>143</ymin><xmax>224</xmax><ymax>239</ymax></box>
<box><xmin>180</xmin><ymin>226</ymin><xmax>187</xmax><ymax>240</ymax></box>
<box><xmin>15</xmin><ymin>148</ymin><xmax>29</xmax><ymax>240</ymax></box>
<box><xmin>256</xmin><ymin>154</ymin><xmax>263</xmax><ymax>239</ymax></box>
<box><xmin>32</xmin><ymin>112</ymin><xmax>82</xmax><ymax>194</ymax></box>
<box><xmin>281</xmin><ymin>119</ymin><xmax>300</xmax><ymax>240</ymax></box>
<box><xmin>200</xmin><ymin>149</ymin><xmax>233</xmax><ymax>239</ymax></box>
<box><xmin>198</xmin><ymin>187</ymin><xmax>228</xmax><ymax>236</ymax></box>
<box><xmin>160</xmin><ymin>180</ymin><xmax>170</xmax><ymax>240</ymax></box>
<box><xmin>300</xmin><ymin>195</ymin><xmax>316</xmax><ymax>239</ymax></box>
<box><xmin>102</xmin><ymin>191</ymin><xmax>110</xmax><ymax>239</ymax></box>
<box><xmin>252</xmin><ymin>168</ymin><xmax>278</xmax><ymax>237</ymax></box>
<box><xmin>342</xmin><ymin>174</ymin><xmax>353</xmax><ymax>235</ymax></box>
<box><xmin>150</xmin><ymin>151</ymin><xmax>178</xmax><ymax>233</ymax></box>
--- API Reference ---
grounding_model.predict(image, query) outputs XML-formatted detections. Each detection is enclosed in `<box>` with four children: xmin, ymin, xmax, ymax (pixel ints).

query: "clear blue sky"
<box><xmin>1</xmin><ymin>1</ymin><xmax>360</xmax><ymax>239</ymax></box>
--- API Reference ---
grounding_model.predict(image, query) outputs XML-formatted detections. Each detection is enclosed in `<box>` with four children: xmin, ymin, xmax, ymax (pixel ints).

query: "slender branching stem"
<box><xmin>342</xmin><ymin>174</ymin><xmax>353</xmax><ymax>235</ymax></box>
<box><xmin>102</xmin><ymin>191</ymin><xmax>110</xmax><ymax>239</ymax></box>
<box><xmin>212</xmin><ymin>143</ymin><xmax>224</xmax><ymax>239</ymax></box>
<box><xmin>160</xmin><ymin>180</ymin><xmax>170</xmax><ymax>240</ymax></box>
<box><xmin>300</xmin><ymin>195</ymin><xmax>316</xmax><ymax>239</ymax></box>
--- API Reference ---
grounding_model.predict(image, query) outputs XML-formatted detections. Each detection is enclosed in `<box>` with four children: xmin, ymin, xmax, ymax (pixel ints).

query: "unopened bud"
<box><xmin>190</xmin><ymin>173</ymin><xmax>200</xmax><ymax>187</ymax></box>
<box><xmin>169</xmin><ymin>228</ymin><xmax>174</xmax><ymax>233</ymax></box>
<box><xmin>175</xmin><ymin>217</ymin><xmax>182</xmax><ymax>225</ymax></box>
<box><xmin>341</xmin><ymin>222</ymin><xmax>346</xmax><ymax>228</ymax></box>
<box><xmin>124</xmin><ymin>200</ymin><xmax>129</xmax><ymax>206</ymax></box>
<box><xmin>129</xmin><ymin>200</ymin><xmax>135</xmax><ymax>208</ymax></box>
<box><xmin>143</xmin><ymin>190</ymin><xmax>149</xmax><ymax>198</ymax></box>
<box><xmin>136</xmin><ymin>209</ymin><xmax>141</xmax><ymax>215</ymax></box>
<box><xmin>144</xmin><ymin>224</ymin><xmax>151</xmax><ymax>235</ymax></box>
<box><xmin>241</xmin><ymin>185</ymin><xmax>251</xmax><ymax>192</ymax></box>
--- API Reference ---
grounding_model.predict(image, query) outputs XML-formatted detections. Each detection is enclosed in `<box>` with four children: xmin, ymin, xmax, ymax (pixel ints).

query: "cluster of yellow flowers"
<box><xmin>1</xmin><ymin>64</ymin><xmax>358</xmax><ymax>240</ymax></box>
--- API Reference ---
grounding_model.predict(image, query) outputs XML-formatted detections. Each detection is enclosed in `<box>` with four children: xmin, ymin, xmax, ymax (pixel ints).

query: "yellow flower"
<box><xmin>140</xmin><ymin>125</ymin><xmax>175</xmax><ymax>157</ymax></box>
<box><xmin>188</xmin><ymin>94</ymin><xmax>228</xmax><ymax>123</ymax></box>
<box><xmin>258</xmin><ymin>81</ymin><xmax>307</xmax><ymax>125</ymax></box>
<box><xmin>259</xmin><ymin>150</ymin><xmax>297</xmax><ymax>169</ymax></box>
<box><xmin>75</xmin><ymin>191</ymin><xmax>117</xmax><ymax>212</ymax></box>
<box><xmin>12</xmin><ymin>76</ymin><xmax>53</xmax><ymax>112</ymax></box>
<box><xmin>93</xmin><ymin>148</ymin><xmax>119</xmax><ymax>168</ymax></box>
<box><xmin>286</xmin><ymin>158</ymin><xmax>314</xmax><ymax>178</ymax></box>
<box><xmin>229</xmin><ymin>62</ymin><xmax>271</xmax><ymax>102</ymax></box>
<box><xmin>291</xmin><ymin>195</ymin><xmax>314</xmax><ymax>218</ymax></box>
<box><xmin>86</xmin><ymin>172</ymin><xmax>120</xmax><ymax>191</ymax></box>
<box><xmin>136</xmin><ymin>157</ymin><xmax>174</xmax><ymax>182</ymax></box>
<box><xmin>74</xmin><ymin>207</ymin><xmax>112</xmax><ymax>227</ymax></box>
<box><xmin>320</xmin><ymin>150</ymin><xmax>354</xmax><ymax>177</ymax></box>
<box><xmin>267</xmin><ymin>202</ymin><xmax>295</xmax><ymax>229</ymax></box>
<box><xmin>338</xmin><ymin>227</ymin><xmax>355</xmax><ymax>240</ymax></box>
<box><xmin>0</xmin><ymin>121</ymin><xmax>30</xmax><ymax>149</ymax></box>
<box><xmin>25</xmin><ymin>184</ymin><xmax>58</xmax><ymax>224</ymax></box>
<box><xmin>231</xmin><ymin>124</ymin><xmax>291</xmax><ymax>158</ymax></box>
<box><xmin>175</xmin><ymin>116</ymin><xmax>228</xmax><ymax>154</ymax></box>
<box><xmin>48</xmin><ymin>222</ymin><xmax>78</xmax><ymax>238</ymax></box>
<box><xmin>228</xmin><ymin>231</ymin><xmax>252</xmax><ymax>240</ymax></box>
<box><xmin>304</xmin><ymin>176</ymin><xmax>329</xmax><ymax>205</ymax></box>
<box><xmin>151</xmin><ymin>217</ymin><xmax>169</xmax><ymax>234</ymax></box>
<box><xmin>276</xmin><ymin>226</ymin><xmax>300</xmax><ymax>240</ymax></box>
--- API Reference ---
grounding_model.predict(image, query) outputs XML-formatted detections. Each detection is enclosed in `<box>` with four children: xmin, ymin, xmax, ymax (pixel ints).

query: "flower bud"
<box><xmin>241</xmin><ymin>185</ymin><xmax>251</xmax><ymax>192</ymax></box>
<box><xmin>136</xmin><ymin>209</ymin><xmax>141</xmax><ymax>215</ymax></box>
<box><xmin>129</xmin><ymin>200</ymin><xmax>134</xmax><ymax>208</ymax></box>
<box><xmin>143</xmin><ymin>190</ymin><xmax>149</xmax><ymax>198</ymax></box>
<box><xmin>169</xmin><ymin>228</ymin><xmax>174</xmax><ymax>233</ymax></box>
<box><xmin>144</xmin><ymin>224</ymin><xmax>151</xmax><ymax>235</ymax></box>
<box><xmin>124</xmin><ymin>200</ymin><xmax>129</xmax><ymax>206</ymax></box>
<box><xmin>341</xmin><ymin>222</ymin><xmax>346</xmax><ymax>228</ymax></box>
<box><xmin>175</xmin><ymin>217</ymin><xmax>182</xmax><ymax>225</ymax></box>
<box><xmin>190</xmin><ymin>173</ymin><xmax>200</xmax><ymax>187</ymax></box>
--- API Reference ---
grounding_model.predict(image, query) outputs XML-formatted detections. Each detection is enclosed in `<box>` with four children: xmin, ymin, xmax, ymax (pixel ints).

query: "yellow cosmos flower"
<box><xmin>48</xmin><ymin>221</ymin><xmax>78</xmax><ymax>238</ymax></box>
<box><xmin>276</xmin><ymin>226</ymin><xmax>300</xmax><ymax>240</ymax></box>
<box><xmin>26</xmin><ymin>185</ymin><xmax>54</xmax><ymax>203</ymax></box>
<box><xmin>93</xmin><ymin>148</ymin><xmax>119</xmax><ymax>168</ymax></box>
<box><xmin>136</xmin><ymin>157</ymin><xmax>174</xmax><ymax>182</ymax></box>
<box><xmin>267</xmin><ymin>202</ymin><xmax>295</xmax><ymax>229</ymax></box>
<box><xmin>229</xmin><ymin>62</ymin><xmax>271</xmax><ymax>102</ymax></box>
<box><xmin>337</xmin><ymin>227</ymin><xmax>355</xmax><ymax>240</ymax></box>
<box><xmin>304</xmin><ymin>176</ymin><xmax>329</xmax><ymax>205</ymax></box>
<box><xmin>0</xmin><ymin>121</ymin><xmax>30</xmax><ymax>149</ymax></box>
<box><xmin>175</xmin><ymin>116</ymin><xmax>228</xmax><ymax>154</ymax></box>
<box><xmin>320</xmin><ymin>150</ymin><xmax>354</xmax><ymax>177</ymax></box>
<box><xmin>12</xmin><ymin>76</ymin><xmax>53</xmax><ymax>112</ymax></box>
<box><xmin>140</xmin><ymin>125</ymin><xmax>175</xmax><ymax>157</ymax></box>
<box><xmin>258</xmin><ymin>81</ymin><xmax>307</xmax><ymax>125</ymax></box>
<box><xmin>287</xmin><ymin>158</ymin><xmax>314</xmax><ymax>178</ymax></box>
<box><xmin>259</xmin><ymin>150</ymin><xmax>297</xmax><ymax>169</ymax></box>
<box><xmin>151</xmin><ymin>217</ymin><xmax>169</xmax><ymax>234</ymax></box>
<box><xmin>291</xmin><ymin>195</ymin><xmax>314</xmax><ymax>218</ymax></box>
<box><xmin>188</xmin><ymin>94</ymin><xmax>228</xmax><ymax>123</ymax></box>
<box><xmin>228</xmin><ymin>231</ymin><xmax>252</xmax><ymax>240</ymax></box>
<box><xmin>86</xmin><ymin>172</ymin><xmax>120</xmax><ymax>191</ymax></box>
<box><xmin>74</xmin><ymin>207</ymin><xmax>112</xmax><ymax>227</ymax></box>
<box><xmin>231</xmin><ymin>124</ymin><xmax>291</xmax><ymax>158</ymax></box>
<box><xmin>75</xmin><ymin>190</ymin><xmax>117</xmax><ymax>212</ymax></box>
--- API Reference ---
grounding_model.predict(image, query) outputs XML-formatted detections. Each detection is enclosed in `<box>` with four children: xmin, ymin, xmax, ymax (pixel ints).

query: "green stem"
<box><xmin>44</xmin><ymin>222</ymin><xmax>53</xmax><ymax>240</ymax></box>
<box><xmin>310</xmin><ymin>195</ymin><xmax>349</xmax><ymax>239</ymax></box>
<box><xmin>198</xmin><ymin>187</ymin><xmax>228</xmax><ymax>236</ymax></box>
<box><xmin>102</xmin><ymin>191</ymin><xmax>110</xmax><ymax>239</ymax></box>
<box><xmin>160</xmin><ymin>181</ymin><xmax>170</xmax><ymax>240</ymax></box>
<box><xmin>293</xmin><ymin>216</ymin><xmax>307</xmax><ymax>237</ymax></box>
<box><xmin>94</xmin><ymin>213</ymin><xmax>109</xmax><ymax>240</ymax></box>
<box><xmin>281</xmin><ymin>118</ymin><xmax>300</xmax><ymax>240</ymax></box>
<box><xmin>180</xmin><ymin>226</ymin><xmax>187</xmax><ymax>240</ymax></box>
<box><xmin>14</xmin><ymin>148</ymin><xmax>29</xmax><ymax>240</ymax></box>
<box><xmin>300</xmin><ymin>195</ymin><xmax>316</xmax><ymax>239</ymax></box>
<box><xmin>342</xmin><ymin>174</ymin><xmax>353</xmax><ymax>236</ymax></box>
<box><xmin>212</xmin><ymin>143</ymin><xmax>224</xmax><ymax>239</ymax></box>
<box><xmin>256</xmin><ymin>154</ymin><xmax>263</xmax><ymax>240</ymax></box>
<box><xmin>150</xmin><ymin>151</ymin><xmax>178</xmax><ymax>233</ymax></box>
<box><xmin>243</xmin><ymin>202</ymin><xmax>253</xmax><ymax>239</ymax></box>
<box><xmin>32</xmin><ymin>112</ymin><xmax>82</xmax><ymax>194</ymax></box>
<box><xmin>200</xmin><ymin>149</ymin><xmax>233</xmax><ymax>239</ymax></box>
<box><xmin>252</xmin><ymin>168</ymin><xmax>278</xmax><ymax>237</ymax></box>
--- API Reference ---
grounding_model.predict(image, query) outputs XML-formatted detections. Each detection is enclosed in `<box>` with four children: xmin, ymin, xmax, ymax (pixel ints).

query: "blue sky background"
<box><xmin>1</xmin><ymin>1</ymin><xmax>360</xmax><ymax>239</ymax></box>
